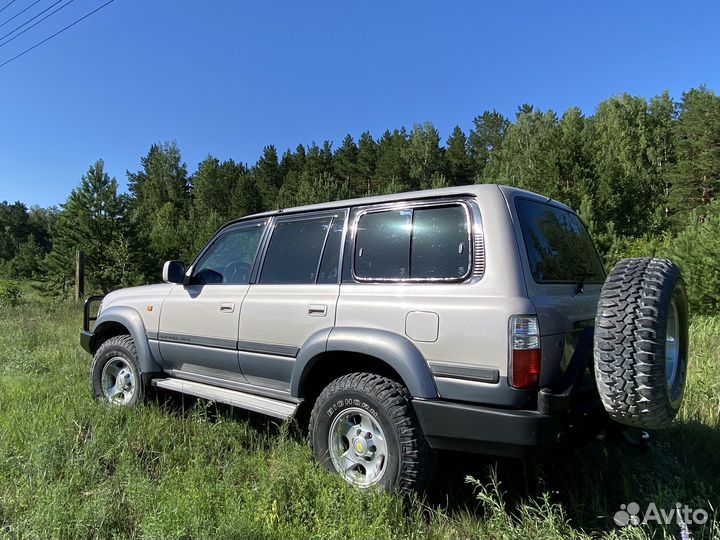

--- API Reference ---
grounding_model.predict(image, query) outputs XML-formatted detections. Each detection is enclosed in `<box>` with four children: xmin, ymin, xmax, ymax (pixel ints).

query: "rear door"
<box><xmin>237</xmin><ymin>210</ymin><xmax>346</xmax><ymax>390</ymax></box>
<box><xmin>509</xmin><ymin>195</ymin><xmax>606</xmax><ymax>386</ymax></box>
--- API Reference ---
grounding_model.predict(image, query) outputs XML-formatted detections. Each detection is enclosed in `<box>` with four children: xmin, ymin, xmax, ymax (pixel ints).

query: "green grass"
<box><xmin>0</xmin><ymin>297</ymin><xmax>718</xmax><ymax>539</ymax></box>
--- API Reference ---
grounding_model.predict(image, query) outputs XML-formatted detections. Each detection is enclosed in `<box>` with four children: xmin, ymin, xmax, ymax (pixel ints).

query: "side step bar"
<box><xmin>152</xmin><ymin>378</ymin><xmax>298</xmax><ymax>420</ymax></box>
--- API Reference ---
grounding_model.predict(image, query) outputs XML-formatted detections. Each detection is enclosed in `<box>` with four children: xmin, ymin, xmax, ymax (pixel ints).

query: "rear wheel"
<box><xmin>91</xmin><ymin>334</ymin><xmax>146</xmax><ymax>407</ymax></box>
<box><xmin>594</xmin><ymin>258</ymin><xmax>689</xmax><ymax>429</ymax></box>
<box><xmin>308</xmin><ymin>372</ymin><xmax>434</xmax><ymax>493</ymax></box>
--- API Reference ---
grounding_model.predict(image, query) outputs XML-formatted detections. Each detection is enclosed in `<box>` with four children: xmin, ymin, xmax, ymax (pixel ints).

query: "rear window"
<box><xmin>516</xmin><ymin>199</ymin><xmax>605</xmax><ymax>283</ymax></box>
<box><xmin>354</xmin><ymin>204</ymin><xmax>470</xmax><ymax>281</ymax></box>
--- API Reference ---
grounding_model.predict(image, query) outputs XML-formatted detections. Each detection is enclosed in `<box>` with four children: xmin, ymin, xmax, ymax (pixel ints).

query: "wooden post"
<box><xmin>75</xmin><ymin>250</ymin><xmax>85</xmax><ymax>302</ymax></box>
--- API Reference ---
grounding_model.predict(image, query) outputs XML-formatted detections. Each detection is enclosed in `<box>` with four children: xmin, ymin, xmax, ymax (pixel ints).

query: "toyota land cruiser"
<box><xmin>80</xmin><ymin>184</ymin><xmax>689</xmax><ymax>492</ymax></box>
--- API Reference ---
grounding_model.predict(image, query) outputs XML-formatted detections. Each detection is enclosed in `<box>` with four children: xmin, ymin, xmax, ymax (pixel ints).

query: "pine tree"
<box><xmin>374</xmin><ymin>129</ymin><xmax>410</xmax><ymax>189</ymax></box>
<box><xmin>445</xmin><ymin>126</ymin><xmax>472</xmax><ymax>185</ymax></box>
<box><xmin>7</xmin><ymin>235</ymin><xmax>44</xmax><ymax>279</ymax></box>
<box><xmin>485</xmin><ymin>105</ymin><xmax>563</xmax><ymax>199</ymax></box>
<box><xmin>469</xmin><ymin>110</ymin><xmax>509</xmax><ymax>181</ymax></box>
<box><xmin>557</xmin><ymin>107</ymin><xmax>590</xmax><ymax>209</ymax></box>
<box><xmin>333</xmin><ymin>134</ymin><xmax>359</xmax><ymax>196</ymax></box>
<box><xmin>356</xmin><ymin>131</ymin><xmax>377</xmax><ymax>196</ymax></box>
<box><xmin>295</xmin><ymin>171</ymin><xmax>352</xmax><ymax>206</ymax></box>
<box><xmin>195</xmin><ymin>157</ymin><xmax>254</xmax><ymax>220</ymax></box>
<box><xmin>668</xmin><ymin>86</ymin><xmax>720</xmax><ymax>228</ymax></box>
<box><xmin>253</xmin><ymin>145</ymin><xmax>282</xmax><ymax>209</ymax></box>
<box><xmin>588</xmin><ymin>94</ymin><xmax>664</xmax><ymax>237</ymax></box>
<box><xmin>0</xmin><ymin>201</ymin><xmax>31</xmax><ymax>261</ymax></box>
<box><xmin>127</xmin><ymin>142</ymin><xmax>190</xmax><ymax>274</ymax></box>
<box><xmin>46</xmin><ymin>160</ymin><xmax>137</xmax><ymax>294</ymax></box>
<box><xmin>406</xmin><ymin>122</ymin><xmax>445</xmax><ymax>188</ymax></box>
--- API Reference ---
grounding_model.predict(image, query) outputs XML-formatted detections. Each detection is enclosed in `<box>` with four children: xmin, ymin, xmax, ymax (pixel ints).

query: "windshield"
<box><xmin>516</xmin><ymin>199</ymin><xmax>605</xmax><ymax>284</ymax></box>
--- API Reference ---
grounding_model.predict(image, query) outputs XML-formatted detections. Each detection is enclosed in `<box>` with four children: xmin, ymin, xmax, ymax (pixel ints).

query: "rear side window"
<box><xmin>355</xmin><ymin>209</ymin><xmax>412</xmax><ymax>279</ymax></box>
<box><xmin>516</xmin><ymin>199</ymin><xmax>605</xmax><ymax>283</ymax></box>
<box><xmin>354</xmin><ymin>204</ymin><xmax>471</xmax><ymax>281</ymax></box>
<box><xmin>260</xmin><ymin>216</ymin><xmax>332</xmax><ymax>284</ymax></box>
<box><xmin>411</xmin><ymin>206</ymin><xmax>470</xmax><ymax>279</ymax></box>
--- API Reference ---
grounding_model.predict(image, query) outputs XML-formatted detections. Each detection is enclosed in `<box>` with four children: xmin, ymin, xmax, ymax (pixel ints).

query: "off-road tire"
<box><xmin>594</xmin><ymin>258</ymin><xmax>689</xmax><ymax>429</ymax></box>
<box><xmin>309</xmin><ymin>372</ymin><xmax>435</xmax><ymax>493</ymax></box>
<box><xmin>91</xmin><ymin>334</ymin><xmax>146</xmax><ymax>407</ymax></box>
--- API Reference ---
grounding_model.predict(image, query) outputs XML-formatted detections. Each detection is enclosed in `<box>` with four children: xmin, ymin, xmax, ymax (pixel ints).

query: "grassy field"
<box><xmin>0</xmin><ymin>292</ymin><xmax>718</xmax><ymax>539</ymax></box>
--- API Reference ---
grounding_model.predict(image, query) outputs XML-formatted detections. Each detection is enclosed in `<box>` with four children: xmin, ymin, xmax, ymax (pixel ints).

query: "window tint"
<box><xmin>317</xmin><ymin>214</ymin><xmax>345</xmax><ymax>284</ymax></box>
<box><xmin>355</xmin><ymin>209</ymin><xmax>412</xmax><ymax>279</ymax></box>
<box><xmin>193</xmin><ymin>222</ymin><xmax>265</xmax><ymax>285</ymax></box>
<box><xmin>516</xmin><ymin>199</ymin><xmax>605</xmax><ymax>283</ymax></box>
<box><xmin>411</xmin><ymin>206</ymin><xmax>469</xmax><ymax>279</ymax></box>
<box><xmin>354</xmin><ymin>204</ymin><xmax>471</xmax><ymax>281</ymax></box>
<box><xmin>260</xmin><ymin>216</ymin><xmax>332</xmax><ymax>284</ymax></box>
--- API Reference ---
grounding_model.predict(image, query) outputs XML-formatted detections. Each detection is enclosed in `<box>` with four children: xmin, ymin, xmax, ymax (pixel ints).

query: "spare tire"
<box><xmin>594</xmin><ymin>258</ymin><xmax>689</xmax><ymax>429</ymax></box>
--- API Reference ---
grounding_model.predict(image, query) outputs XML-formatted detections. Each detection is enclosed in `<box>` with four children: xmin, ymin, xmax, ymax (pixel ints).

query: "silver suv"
<box><xmin>81</xmin><ymin>184</ymin><xmax>689</xmax><ymax>492</ymax></box>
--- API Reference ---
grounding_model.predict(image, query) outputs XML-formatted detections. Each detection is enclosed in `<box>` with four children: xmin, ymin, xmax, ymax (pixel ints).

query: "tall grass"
<box><xmin>0</xmin><ymin>299</ymin><xmax>718</xmax><ymax>539</ymax></box>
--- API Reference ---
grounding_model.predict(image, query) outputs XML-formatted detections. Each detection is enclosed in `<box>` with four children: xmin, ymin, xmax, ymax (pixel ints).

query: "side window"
<box><xmin>260</xmin><ymin>216</ymin><xmax>332</xmax><ymax>284</ymax></box>
<box><xmin>354</xmin><ymin>209</ymin><xmax>412</xmax><ymax>279</ymax></box>
<box><xmin>192</xmin><ymin>221</ymin><xmax>265</xmax><ymax>285</ymax></box>
<box><xmin>317</xmin><ymin>213</ymin><xmax>345</xmax><ymax>284</ymax></box>
<box><xmin>354</xmin><ymin>204</ymin><xmax>471</xmax><ymax>281</ymax></box>
<box><xmin>411</xmin><ymin>206</ymin><xmax>469</xmax><ymax>279</ymax></box>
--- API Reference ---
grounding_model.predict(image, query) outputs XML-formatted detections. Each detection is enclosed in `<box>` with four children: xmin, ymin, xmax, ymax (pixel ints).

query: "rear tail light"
<box><xmin>510</xmin><ymin>315</ymin><xmax>541</xmax><ymax>388</ymax></box>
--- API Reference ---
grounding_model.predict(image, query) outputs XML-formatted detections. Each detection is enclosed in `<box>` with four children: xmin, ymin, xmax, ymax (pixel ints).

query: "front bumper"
<box><xmin>413</xmin><ymin>394</ymin><xmax>606</xmax><ymax>457</ymax></box>
<box><xmin>80</xmin><ymin>330</ymin><xmax>93</xmax><ymax>354</ymax></box>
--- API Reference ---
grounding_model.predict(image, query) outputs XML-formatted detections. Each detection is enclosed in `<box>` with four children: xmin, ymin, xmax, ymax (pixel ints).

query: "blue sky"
<box><xmin>1</xmin><ymin>0</ymin><xmax>719</xmax><ymax>207</ymax></box>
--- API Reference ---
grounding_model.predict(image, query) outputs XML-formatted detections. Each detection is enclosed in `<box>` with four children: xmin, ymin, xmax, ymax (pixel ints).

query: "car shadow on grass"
<box><xmin>429</xmin><ymin>420</ymin><xmax>720</xmax><ymax>537</ymax></box>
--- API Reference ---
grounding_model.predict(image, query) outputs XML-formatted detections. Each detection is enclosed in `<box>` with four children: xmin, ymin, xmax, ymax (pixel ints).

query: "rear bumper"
<box><xmin>413</xmin><ymin>393</ymin><xmax>606</xmax><ymax>458</ymax></box>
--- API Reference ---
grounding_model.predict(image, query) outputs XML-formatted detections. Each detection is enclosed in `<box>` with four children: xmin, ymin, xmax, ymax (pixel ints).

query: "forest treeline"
<box><xmin>1</xmin><ymin>86</ymin><xmax>719</xmax><ymax>313</ymax></box>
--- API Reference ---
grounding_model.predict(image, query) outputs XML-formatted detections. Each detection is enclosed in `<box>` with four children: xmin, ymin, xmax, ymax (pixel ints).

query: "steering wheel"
<box><xmin>223</xmin><ymin>261</ymin><xmax>251</xmax><ymax>284</ymax></box>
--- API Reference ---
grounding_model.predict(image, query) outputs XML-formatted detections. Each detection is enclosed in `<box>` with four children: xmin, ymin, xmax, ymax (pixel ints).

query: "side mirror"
<box><xmin>162</xmin><ymin>260</ymin><xmax>186</xmax><ymax>284</ymax></box>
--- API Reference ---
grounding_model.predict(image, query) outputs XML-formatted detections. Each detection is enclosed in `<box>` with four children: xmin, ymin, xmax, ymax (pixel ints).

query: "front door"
<box><xmin>238</xmin><ymin>211</ymin><xmax>346</xmax><ymax>390</ymax></box>
<box><xmin>158</xmin><ymin>219</ymin><xmax>268</xmax><ymax>383</ymax></box>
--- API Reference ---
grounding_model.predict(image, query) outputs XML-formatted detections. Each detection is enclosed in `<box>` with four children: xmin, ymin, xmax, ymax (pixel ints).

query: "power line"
<box><xmin>0</xmin><ymin>0</ymin><xmax>43</xmax><ymax>29</ymax></box>
<box><xmin>0</xmin><ymin>0</ymin><xmax>73</xmax><ymax>47</ymax></box>
<box><xmin>0</xmin><ymin>0</ymin><xmax>18</xmax><ymax>15</ymax></box>
<box><xmin>0</xmin><ymin>0</ymin><xmax>114</xmax><ymax>68</ymax></box>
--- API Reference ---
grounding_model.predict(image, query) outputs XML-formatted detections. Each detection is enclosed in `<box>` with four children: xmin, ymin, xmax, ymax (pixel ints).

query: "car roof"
<box><xmin>226</xmin><ymin>183</ymin><xmax>572</xmax><ymax>226</ymax></box>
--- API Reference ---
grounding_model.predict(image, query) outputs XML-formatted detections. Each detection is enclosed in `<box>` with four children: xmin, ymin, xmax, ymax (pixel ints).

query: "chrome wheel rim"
<box><xmin>101</xmin><ymin>357</ymin><xmax>136</xmax><ymax>405</ymax></box>
<box><xmin>665</xmin><ymin>298</ymin><xmax>680</xmax><ymax>391</ymax></box>
<box><xmin>328</xmin><ymin>407</ymin><xmax>388</xmax><ymax>487</ymax></box>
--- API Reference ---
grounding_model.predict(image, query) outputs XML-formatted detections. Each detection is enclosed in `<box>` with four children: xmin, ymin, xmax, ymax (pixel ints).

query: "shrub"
<box><xmin>666</xmin><ymin>202</ymin><xmax>720</xmax><ymax>315</ymax></box>
<box><xmin>0</xmin><ymin>279</ymin><xmax>22</xmax><ymax>307</ymax></box>
<box><xmin>605</xmin><ymin>233</ymin><xmax>672</xmax><ymax>266</ymax></box>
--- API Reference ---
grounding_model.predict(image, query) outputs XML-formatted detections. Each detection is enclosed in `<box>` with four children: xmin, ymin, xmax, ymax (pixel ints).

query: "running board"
<box><xmin>152</xmin><ymin>378</ymin><xmax>298</xmax><ymax>420</ymax></box>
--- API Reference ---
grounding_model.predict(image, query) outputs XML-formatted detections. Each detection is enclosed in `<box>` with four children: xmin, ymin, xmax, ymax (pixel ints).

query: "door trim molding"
<box><xmin>236</xmin><ymin>340</ymin><xmax>299</xmax><ymax>358</ymax></box>
<box><xmin>153</xmin><ymin>331</ymin><xmax>299</xmax><ymax>357</ymax></box>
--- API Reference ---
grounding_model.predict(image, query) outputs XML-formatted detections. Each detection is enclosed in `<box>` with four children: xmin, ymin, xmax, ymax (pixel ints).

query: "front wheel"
<box><xmin>308</xmin><ymin>372</ymin><xmax>434</xmax><ymax>493</ymax></box>
<box><xmin>91</xmin><ymin>334</ymin><xmax>146</xmax><ymax>406</ymax></box>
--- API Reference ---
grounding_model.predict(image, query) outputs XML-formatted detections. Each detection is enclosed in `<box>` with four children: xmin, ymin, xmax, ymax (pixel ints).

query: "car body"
<box><xmin>81</xmin><ymin>184</ymin><xmax>609</xmax><ymax>471</ymax></box>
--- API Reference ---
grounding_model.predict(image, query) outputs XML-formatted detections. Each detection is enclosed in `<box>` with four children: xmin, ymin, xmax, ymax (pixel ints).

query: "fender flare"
<box><xmin>290</xmin><ymin>327</ymin><xmax>438</xmax><ymax>399</ymax></box>
<box><xmin>91</xmin><ymin>305</ymin><xmax>161</xmax><ymax>374</ymax></box>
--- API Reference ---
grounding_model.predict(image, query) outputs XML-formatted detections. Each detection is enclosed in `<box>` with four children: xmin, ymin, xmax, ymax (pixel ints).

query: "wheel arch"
<box><xmin>291</xmin><ymin>327</ymin><xmax>438</xmax><ymax>404</ymax></box>
<box><xmin>90</xmin><ymin>306</ymin><xmax>161</xmax><ymax>374</ymax></box>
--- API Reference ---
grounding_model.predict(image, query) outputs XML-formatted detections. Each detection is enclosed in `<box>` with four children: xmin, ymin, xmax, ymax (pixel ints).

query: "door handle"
<box><xmin>307</xmin><ymin>304</ymin><xmax>327</xmax><ymax>317</ymax></box>
<box><xmin>219</xmin><ymin>302</ymin><xmax>235</xmax><ymax>313</ymax></box>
